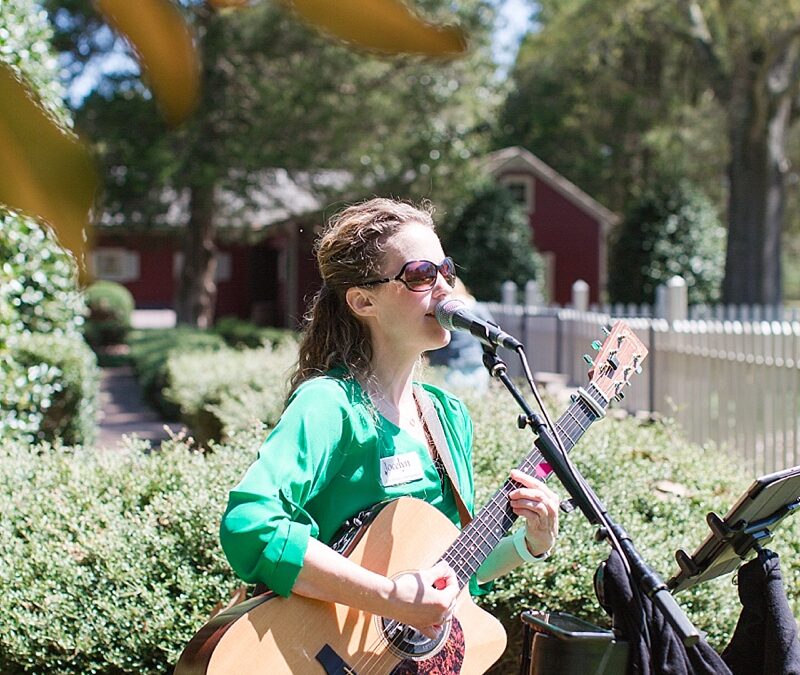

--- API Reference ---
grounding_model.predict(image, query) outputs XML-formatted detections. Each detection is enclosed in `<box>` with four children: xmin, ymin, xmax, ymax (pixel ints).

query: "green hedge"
<box><xmin>127</xmin><ymin>328</ymin><xmax>226</xmax><ymax>418</ymax></box>
<box><xmin>0</xmin><ymin>212</ymin><xmax>97</xmax><ymax>446</ymax></box>
<box><xmin>128</xmin><ymin>325</ymin><xmax>294</xmax><ymax>426</ymax></box>
<box><xmin>1</xmin><ymin>387</ymin><xmax>798</xmax><ymax>673</ymax></box>
<box><xmin>4</xmin><ymin>333</ymin><xmax>100</xmax><ymax>446</ymax></box>
<box><xmin>213</xmin><ymin>316</ymin><xmax>295</xmax><ymax>350</ymax></box>
<box><xmin>83</xmin><ymin>281</ymin><xmax>135</xmax><ymax>348</ymax></box>
<box><xmin>0</xmin><ymin>431</ymin><xmax>260</xmax><ymax>674</ymax></box>
<box><xmin>162</xmin><ymin>341</ymin><xmax>297</xmax><ymax>445</ymax></box>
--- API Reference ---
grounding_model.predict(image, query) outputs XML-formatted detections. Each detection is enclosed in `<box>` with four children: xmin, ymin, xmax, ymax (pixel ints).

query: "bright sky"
<box><xmin>493</xmin><ymin>0</ymin><xmax>534</xmax><ymax>69</ymax></box>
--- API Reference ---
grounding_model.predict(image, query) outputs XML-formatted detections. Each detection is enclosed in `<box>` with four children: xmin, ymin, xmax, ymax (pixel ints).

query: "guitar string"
<box><xmin>448</xmin><ymin>415</ymin><xmax>588</xmax><ymax>582</ymax></box>
<box><xmin>339</xmin><ymin>386</ymin><xmax>607</xmax><ymax>672</ymax></box>
<box><xmin>346</xmin><ymin>397</ymin><xmax>601</xmax><ymax>672</ymax></box>
<box><xmin>444</xmin><ymin>391</ymin><xmax>600</xmax><ymax>583</ymax></box>
<box><xmin>352</xmin><ymin>416</ymin><xmax>583</xmax><ymax>672</ymax></box>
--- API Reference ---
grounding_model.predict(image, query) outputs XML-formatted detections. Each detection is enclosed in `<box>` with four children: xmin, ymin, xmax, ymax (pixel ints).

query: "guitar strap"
<box><xmin>413</xmin><ymin>385</ymin><xmax>473</xmax><ymax>528</ymax></box>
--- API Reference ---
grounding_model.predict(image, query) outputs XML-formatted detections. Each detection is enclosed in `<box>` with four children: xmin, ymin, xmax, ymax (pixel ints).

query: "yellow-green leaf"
<box><xmin>208</xmin><ymin>0</ymin><xmax>249</xmax><ymax>8</ymax></box>
<box><xmin>96</xmin><ymin>0</ymin><xmax>200</xmax><ymax>125</ymax></box>
<box><xmin>0</xmin><ymin>64</ymin><xmax>97</xmax><ymax>283</ymax></box>
<box><xmin>286</xmin><ymin>0</ymin><xmax>468</xmax><ymax>57</ymax></box>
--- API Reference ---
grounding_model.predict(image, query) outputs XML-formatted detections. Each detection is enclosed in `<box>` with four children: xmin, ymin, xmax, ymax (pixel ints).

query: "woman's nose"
<box><xmin>432</xmin><ymin>271</ymin><xmax>453</xmax><ymax>298</ymax></box>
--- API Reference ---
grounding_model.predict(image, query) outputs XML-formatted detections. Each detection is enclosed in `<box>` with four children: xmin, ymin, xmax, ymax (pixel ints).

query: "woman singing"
<box><xmin>219</xmin><ymin>198</ymin><xmax>559</xmax><ymax>670</ymax></box>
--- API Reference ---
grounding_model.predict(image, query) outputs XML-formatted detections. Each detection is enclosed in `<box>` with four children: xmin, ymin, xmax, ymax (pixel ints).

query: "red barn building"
<box><xmin>486</xmin><ymin>146</ymin><xmax>618</xmax><ymax>305</ymax></box>
<box><xmin>92</xmin><ymin>170</ymin><xmax>333</xmax><ymax>328</ymax></box>
<box><xmin>92</xmin><ymin>151</ymin><xmax>616</xmax><ymax>326</ymax></box>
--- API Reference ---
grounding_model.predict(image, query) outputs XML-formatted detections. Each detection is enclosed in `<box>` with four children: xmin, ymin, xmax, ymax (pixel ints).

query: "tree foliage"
<box><xmin>0</xmin><ymin>0</ymin><xmax>69</xmax><ymax>121</ymax></box>
<box><xmin>499</xmin><ymin>0</ymin><xmax>800</xmax><ymax>305</ymax></box>
<box><xmin>440</xmin><ymin>182</ymin><xmax>542</xmax><ymax>302</ymax></box>
<box><xmin>607</xmin><ymin>180</ymin><xmax>726</xmax><ymax>305</ymax></box>
<box><xmin>497</xmin><ymin>1</ymin><xmax>723</xmax><ymax>215</ymax></box>
<box><xmin>49</xmin><ymin>0</ymin><xmax>500</xmax><ymax>325</ymax></box>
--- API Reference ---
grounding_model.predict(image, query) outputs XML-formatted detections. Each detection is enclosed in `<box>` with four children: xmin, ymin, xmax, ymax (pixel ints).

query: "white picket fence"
<box><xmin>486</xmin><ymin>296</ymin><xmax>800</xmax><ymax>475</ymax></box>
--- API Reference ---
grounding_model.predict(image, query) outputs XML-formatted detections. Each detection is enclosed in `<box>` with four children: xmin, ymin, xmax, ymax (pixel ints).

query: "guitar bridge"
<box><xmin>316</xmin><ymin>643</ymin><xmax>357</xmax><ymax>674</ymax></box>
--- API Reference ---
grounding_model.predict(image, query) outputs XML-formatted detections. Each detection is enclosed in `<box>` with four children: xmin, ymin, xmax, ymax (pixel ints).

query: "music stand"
<box><xmin>667</xmin><ymin>464</ymin><xmax>800</xmax><ymax>594</ymax></box>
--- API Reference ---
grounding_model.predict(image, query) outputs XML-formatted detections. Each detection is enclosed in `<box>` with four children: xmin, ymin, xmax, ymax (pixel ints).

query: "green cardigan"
<box><xmin>220</xmin><ymin>374</ymin><xmax>476</xmax><ymax>597</ymax></box>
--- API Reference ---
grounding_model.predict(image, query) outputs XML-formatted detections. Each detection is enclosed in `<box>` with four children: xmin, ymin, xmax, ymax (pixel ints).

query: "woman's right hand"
<box><xmin>385</xmin><ymin>561</ymin><xmax>460</xmax><ymax>639</ymax></box>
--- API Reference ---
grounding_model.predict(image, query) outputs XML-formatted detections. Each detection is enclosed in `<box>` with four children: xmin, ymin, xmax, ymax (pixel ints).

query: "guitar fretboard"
<box><xmin>441</xmin><ymin>384</ymin><xmax>607</xmax><ymax>588</ymax></box>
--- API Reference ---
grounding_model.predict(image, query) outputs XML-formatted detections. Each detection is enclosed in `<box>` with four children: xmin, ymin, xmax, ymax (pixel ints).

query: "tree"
<box><xmin>440</xmin><ymin>182</ymin><xmax>542</xmax><ymax>301</ymax></box>
<box><xmin>500</xmin><ymin>0</ymin><xmax>800</xmax><ymax>305</ymax></box>
<box><xmin>607</xmin><ymin>179</ymin><xmax>726</xmax><ymax>305</ymax></box>
<box><xmin>496</xmin><ymin>1</ymin><xmax>721</xmax><ymax>215</ymax></box>
<box><xmin>49</xmin><ymin>0</ymin><xmax>499</xmax><ymax>326</ymax></box>
<box><xmin>677</xmin><ymin>0</ymin><xmax>800</xmax><ymax>305</ymax></box>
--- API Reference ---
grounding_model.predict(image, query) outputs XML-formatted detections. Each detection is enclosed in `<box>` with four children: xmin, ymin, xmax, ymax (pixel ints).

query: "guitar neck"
<box><xmin>442</xmin><ymin>384</ymin><xmax>607</xmax><ymax>588</ymax></box>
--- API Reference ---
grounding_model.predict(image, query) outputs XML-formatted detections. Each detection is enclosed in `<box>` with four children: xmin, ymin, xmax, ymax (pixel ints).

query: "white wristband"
<box><xmin>513</xmin><ymin>527</ymin><xmax>550</xmax><ymax>562</ymax></box>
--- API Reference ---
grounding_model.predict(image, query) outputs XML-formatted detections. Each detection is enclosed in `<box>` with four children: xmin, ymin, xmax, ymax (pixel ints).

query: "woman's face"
<box><xmin>368</xmin><ymin>222</ymin><xmax>454</xmax><ymax>357</ymax></box>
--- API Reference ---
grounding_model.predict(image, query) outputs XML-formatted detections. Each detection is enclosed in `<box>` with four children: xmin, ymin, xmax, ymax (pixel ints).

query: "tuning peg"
<box><xmin>582</xmin><ymin>354</ymin><xmax>594</xmax><ymax>366</ymax></box>
<box><xmin>615</xmin><ymin>391</ymin><xmax>626</xmax><ymax>401</ymax></box>
<box><xmin>635</xmin><ymin>366</ymin><xmax>642</xmax><ymax>374</ymax></box>
<box><xmin>591</xmin><ymin>340</ymin><xmax>602</xmax><ymax>351</ymax></box>
<box><xmin>602</xmin><ymin>326</ymin><xmax>611</xmax><ymax>336</ymax></box>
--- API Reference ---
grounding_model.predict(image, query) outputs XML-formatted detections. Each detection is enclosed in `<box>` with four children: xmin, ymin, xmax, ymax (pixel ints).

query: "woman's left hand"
<box><xmin>508</xmin><ymin>469</ymin><xmax>560</xmax><ymax>557</ymax></box>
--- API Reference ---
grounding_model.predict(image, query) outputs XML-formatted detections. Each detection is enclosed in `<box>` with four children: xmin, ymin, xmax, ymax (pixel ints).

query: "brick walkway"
<box><xmin>96</xmin><ymin>366</ymin><xmax>181</xmax><ymax>450</ymax></box>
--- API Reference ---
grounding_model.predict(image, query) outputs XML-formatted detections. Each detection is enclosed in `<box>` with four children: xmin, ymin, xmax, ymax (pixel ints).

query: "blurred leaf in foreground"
<box><xmin>286</xmin><ymin>0</ymin><xmax>468</xmax><ymax>56</ymax></box>
<box><xmin>0</xmin><ymin>63</ymin><xmax>96</xmax><ymax>283</ymax></box>
<box><xmin>209</xmin><ymin>0</ymin><xmax>250</xmax><ymax>8</ymax></box>
<box><xmin>96</xmin><ymin>0</ymin><xmax>201</xmax><ymax>125</ymax></box>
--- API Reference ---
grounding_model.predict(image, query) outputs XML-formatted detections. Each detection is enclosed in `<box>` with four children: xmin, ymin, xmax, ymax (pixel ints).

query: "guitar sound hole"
<box><xmin>379</xmin><ymin>617</ymin><xmax>449</xmax><ymax>659</ymax></box>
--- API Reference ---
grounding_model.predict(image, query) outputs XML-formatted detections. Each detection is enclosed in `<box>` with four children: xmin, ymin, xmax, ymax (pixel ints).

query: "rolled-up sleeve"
<box><xmin>220</xmin><ymin>379</ymin><xmax>353</xmax><ymax>596</ymax></box>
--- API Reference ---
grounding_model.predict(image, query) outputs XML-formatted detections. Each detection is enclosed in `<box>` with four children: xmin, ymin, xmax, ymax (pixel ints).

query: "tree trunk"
<box><xmin>175</xmin><ymin>183</ymin><xmax>217</xmax><ymax>327</ymax></box>
<box><xmin>722</xmin><ymin>87</ymin><xmax>790</xmax><ymax>306</ymax></box>
<box><xmin>174</xmin><ymin>5</ymin><xmax>221</xmax><ymax>328</ymax></box>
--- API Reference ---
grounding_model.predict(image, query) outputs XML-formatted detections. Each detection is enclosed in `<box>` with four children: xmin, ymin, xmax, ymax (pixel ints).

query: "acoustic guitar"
<box><xmin>175</xmin><ymin>321</ymin><xmax>647</xmax><ymax>674</ymax></box>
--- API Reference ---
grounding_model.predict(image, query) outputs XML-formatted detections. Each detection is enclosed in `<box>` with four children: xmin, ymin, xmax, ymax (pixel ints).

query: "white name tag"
<box><xmin>379</xmin><ymin>452</ymin><xmax>425</xmax><ymax>487</ymax></box>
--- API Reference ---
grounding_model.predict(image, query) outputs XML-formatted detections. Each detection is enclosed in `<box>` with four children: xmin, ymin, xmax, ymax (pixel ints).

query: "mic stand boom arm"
<box><xmin>482</xmin><ymin>347</ymin><xmax>700</xmax><ymax>647</ymax></box>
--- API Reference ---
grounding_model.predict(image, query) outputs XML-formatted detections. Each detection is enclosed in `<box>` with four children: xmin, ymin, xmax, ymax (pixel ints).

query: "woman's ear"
<box><xmin>346</xmin><ymin>286</ymin><xmax>377</xmax><ymax>318</ymax></box>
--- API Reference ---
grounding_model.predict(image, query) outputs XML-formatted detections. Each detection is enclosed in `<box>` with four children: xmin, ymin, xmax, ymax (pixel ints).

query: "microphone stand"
<box><xmin>481</xmin><ymin>344</ymin><xmax>700</xmax><ymax>647</ymax></box>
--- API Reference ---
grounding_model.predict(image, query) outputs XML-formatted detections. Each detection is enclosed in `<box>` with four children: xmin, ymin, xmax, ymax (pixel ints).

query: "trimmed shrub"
<box><xmin>127</xmin><ymin>328</ymin><xmax>226</xmax><ymax>418</ymax></box>
<box><xmin>0</xmin><ymin>431</ymin><xmax>261</xmax><ymax>674</ymax></box>
<box><xmin>4</xmin><ymin>333</ymin><xmax>100</xmax><ymax>446</ymax></box>
<box><xmin>213</xmin><ymin>316</ymin><xmax>295</xmax><ymax>350</ymax></box>
<box><xmin>608</xmin><ymin>179</ymin><xmax>726</xmax><ymax>305</ymax></box>
<box><xmin>162</xmin><ymin>341</ymin><xmax>297</xmax><ymax>445</ymax></box>
<box><xmin>83</xmin><ymin>280</ymin><xmax>135</xmax><ymax>348</ymax></box>
<box><xmin>0</xmin><ymin>212</ymin><xmax>87</xmax><ymax>340</ymax></box>
<box><xmin>0</xmin><ymin>213</ymin><xmax>97</xmax><ymax>446</ymax></box>
<box><xmin>440</xmin><ymin>182</ymin><xmax>543</xmax><ymax>302</ymax></box>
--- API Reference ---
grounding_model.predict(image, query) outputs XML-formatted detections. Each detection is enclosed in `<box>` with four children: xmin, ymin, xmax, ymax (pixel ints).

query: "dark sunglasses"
<box><xmin>361</xmin><ymin>256</ymin><xmax>457</xmax><ymax>292</ymax></box>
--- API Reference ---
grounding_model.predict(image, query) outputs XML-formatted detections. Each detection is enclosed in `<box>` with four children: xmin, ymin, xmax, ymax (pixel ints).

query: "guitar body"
<box><xmin>175</xmin><ymin>497</ymin><xmax>507</xmax><ymax>674</ymax></box>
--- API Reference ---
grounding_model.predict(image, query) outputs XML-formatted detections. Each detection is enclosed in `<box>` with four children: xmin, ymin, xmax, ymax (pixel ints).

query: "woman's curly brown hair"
<box><xmin>287</xmin><ymin>198</ymin><xmax>435</xmax><ymax>399</ymax></box>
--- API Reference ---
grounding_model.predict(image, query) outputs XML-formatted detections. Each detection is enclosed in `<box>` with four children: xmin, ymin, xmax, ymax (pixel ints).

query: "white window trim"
<box><xmin>91</xmin><ymin>248</ymin><xmax>140</xmax><ymax>283</ymax></box>
<box><xmin>173</xmin><ymin>251</ymin><xmax>232</xmax><ymax>283</ymax></box>
<box><xmin>500</xmin><ymin>173</ymin><xmax>535</xmax><ymax>215</ymax></box>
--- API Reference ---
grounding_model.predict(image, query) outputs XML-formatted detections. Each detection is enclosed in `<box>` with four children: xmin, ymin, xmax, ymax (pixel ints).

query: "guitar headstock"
<box><xmin>586</xmin><ymin>321</ymin><xmax>648</xmax><ymax>402</ymax></box>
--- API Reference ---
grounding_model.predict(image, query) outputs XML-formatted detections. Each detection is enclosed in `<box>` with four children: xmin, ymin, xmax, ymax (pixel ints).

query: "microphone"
<box><xmin>435</xmin><ymin>299</ymin><xmax>523</xmax><ymax>350</ymax></box>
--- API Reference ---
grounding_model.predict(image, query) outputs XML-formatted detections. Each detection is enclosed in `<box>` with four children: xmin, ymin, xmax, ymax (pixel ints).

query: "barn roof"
<box><xmin>98</xmin><ymin>169</ymin><xmax>351</xmax><ymax>235</ymax></box>
<box><xmin>486</xmin><ymin>146</ymin><xmax>619</xmax><ymax>227</ymax></box>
